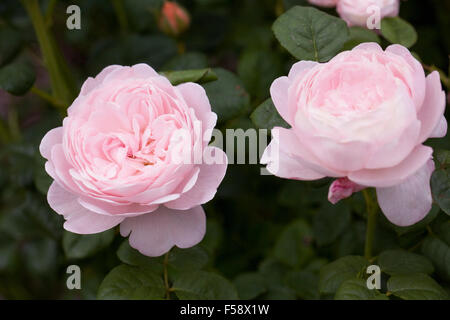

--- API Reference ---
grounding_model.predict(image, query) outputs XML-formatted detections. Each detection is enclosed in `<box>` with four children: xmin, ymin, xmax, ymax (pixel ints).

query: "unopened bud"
<box><xmin>158</xmin><ymin>1</ymin><xmax>190</xmax><ymax>37</ymax></box>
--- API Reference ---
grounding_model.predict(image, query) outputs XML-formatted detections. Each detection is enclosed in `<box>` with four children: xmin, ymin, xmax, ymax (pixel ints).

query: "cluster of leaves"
<box><xmin>0</xmin><ymin>0</ymin><xmax>449</xmax><ymax>300</ymax></box>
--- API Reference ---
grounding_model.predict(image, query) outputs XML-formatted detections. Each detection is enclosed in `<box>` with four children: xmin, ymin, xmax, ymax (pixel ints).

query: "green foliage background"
<box><xmin>0</xmin><ymin>0</ymin><xmax>449</xmax><ymax>300</ymax></box>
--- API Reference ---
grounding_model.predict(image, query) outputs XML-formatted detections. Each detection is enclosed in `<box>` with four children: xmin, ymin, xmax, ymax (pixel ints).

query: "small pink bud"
<box><xmin>158</xmin><ymin>1</ymin><xmax>190</xmax><ymax>37</ymax></box>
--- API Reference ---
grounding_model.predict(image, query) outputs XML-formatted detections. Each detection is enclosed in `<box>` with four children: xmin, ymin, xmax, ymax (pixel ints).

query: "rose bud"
<box><xmin>308</xmin><ymin>0</ymin><xmax>338</xmax><ymax>8</ymax></box>
<box><xmin>40</xmin><ymin>63</ymin><xmax>227</xmax><ymax>256</ymax></box>
<box><xmin>158</xmin><ymin>1</ymin><xmax>190</xmax><ymax>37</ymax></box>
<box><xmin>337</xmin><ymin>0</ymin><xmax>400</xmax><ymax>28</ymax></box>
<box><xmin>262</xmin><ymin>43</ymin><xmax>447</xmax><ymax>226</ymax></box>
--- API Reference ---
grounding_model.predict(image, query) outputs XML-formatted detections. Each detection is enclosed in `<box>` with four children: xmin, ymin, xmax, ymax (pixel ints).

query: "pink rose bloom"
<box><xmin>262</xmin><ymin>43</ymin><xmax>447</xmax><ymax>226</ymax></box>
<box><xmin>308</xmin><ymin>0</ymin><xmax>338</xmax><ymax>7</ymax></box>
<box><xmin>337</xmin><ymin>0</ymin><xmax>400</xmax><ymax>27</ymax></box>
<box><xmin>40</xmin><ymin>64</ymin><xmax>227</xmax><ymax>256</ymax></box>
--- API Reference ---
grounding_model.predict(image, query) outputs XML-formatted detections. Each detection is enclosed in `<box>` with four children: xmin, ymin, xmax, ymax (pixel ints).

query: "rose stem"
<box><xmin>362</xmin><ymin>188</ymin><xmax>378</xmax><ymax>260</ymax></box>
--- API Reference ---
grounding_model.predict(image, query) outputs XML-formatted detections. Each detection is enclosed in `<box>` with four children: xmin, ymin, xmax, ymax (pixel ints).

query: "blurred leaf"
<box><xmin>123</xmin><ymin>0</ymin><xmax>163</xmax><ymax>31</ymax></box>
<box><xmin>98</xmin><ymin>264</ymin><xmax>165</xmax><ymax>299</ymax></box>
<box><xmin>431</xmin><ymin>150</ymin><xmax>450</xmax><ymax>215</ymax></box>
<box><xmin>286</xmin><ymin>270</ymin><xmax>319</xmax><ymax>299</ymax></box>
<box><xmin>172</xmin><ymin>270</ymin><xmax>238</xmax><ymax>299</ymax></box>
<box><xmin>250</xmin><ymin>98</ymin><xmax>289</xmax><ymax>130</ymax></box>
<box><xmin>160</xmin><ymin>68</ymin><xmax>217</xmax><ymax>86</ymax></box>
<box><xmin>0</xmin><ymin>235</ymin><xmax>17</xmax><ymax>271</ymax></box>
<box><xmin>378</xmin><ymin>249</ymin><xmax>434</xmax><ymax>276</ymax></box>
<box><xmin>88</xmin><ymin>34</ymin><xmax>177</xmax><ymax>74</ymax></box>
<box><xmin>313</xmin><ymin>202</ymin><xmax>351</xmax><ymax>247</ymax></box>
<box><xmin>381</xmin><ymin>17</ymin><xmax>418</xmax><ymax>48</ymax></box>
<box><xmin>343</xmin><ymin>27</ymin><xmax>381</xmax><ymax>51</ymax></box>
<box><xmin>0</xmin><ymin>61</ymin><xmax>35</xmax><ymax>96</ymax></box>
<box><xmin>387</xmin><ymin>273</ymin><xmax>448</xmax><ymax>300</ymax></box>
<box><xmin>258</xmin><ymin>258</ymin><xmax>296</xmax><ymax>299</ymax></box>
<box><xmin>421</xmin><ymin>236</ymin><xmax>450</xmax><ymax>281</ymax></box>
<box><xmin>274</xmin><ymin>219</ymin><xmax>314</xmax><ymax>268</ymax></box>
<box><xmin>63</xmin><ymin>229</ymin><xmax>115</xmax><ymax>260</ymax></box>
<box><xmin>272</xmin><ymin>6</ymin><xmax>349</xmax><ymax>62</ymax></box>
<box><xmin>163</xmin><ymin>52</ymin><xmax>208</xmax><ymax>70</ymax></box>
<box><xmin>199</xmin><ymin>218</ymin><xmax>223</xmax><ymax>256</ymax></box>
<box><xmin>234</xmin><ymin>273</ymin><xmax>267</xmax><ymax>299</ymax></box>
<box><xmin>335</xmin><ymin>279</ymin><xmax>388</xmax><ymax>300</ymax></box>
<box><xmin>0</xmin><ymin>26</ymin><xmax>22</xmax><ymax>67</ymax></box>
<box><xmin>22</xmin><ymin>237</ymin><xmax>58</xmax><ymax>276</ymax></box>
<box><xmin>202</xmin><ymin>68</ymin><xmax>250</xmax><ymax>122</ymax></box>
<box><xmin>237</xmin><ymin>49</ymin><xmax>283</xmax><ymax>100</ymax></box>
<box><xmin>34</xmin><ymin>153</ymin><xmax>52</xmax><ymax>195</ymax></box>
<box><xmin>319</xmin><ymin>256</ymin><xmax>369</xmax><ymax>295</ymax></box>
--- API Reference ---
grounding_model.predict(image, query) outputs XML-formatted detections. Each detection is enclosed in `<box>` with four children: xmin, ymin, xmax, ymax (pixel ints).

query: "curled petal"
<box><xmin>328</xmin><ymin>178</ymin><xmax>365</xmax><ymax>204</ymax></box>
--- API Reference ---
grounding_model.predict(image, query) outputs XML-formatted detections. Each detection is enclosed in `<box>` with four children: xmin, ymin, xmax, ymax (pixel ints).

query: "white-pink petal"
<box><xmin>47</xmin><ymin>182</ymin><xmax>124</xmax><ymax>234</ymax></box>
<box><xmin>166</xmin><ymin>147</ymin><xmax>227</xmax><ymax>210</ymax></box>
<box><xmin>376</xmin><ymin>159</ymin><xmax>434</xmax><ymax>226</ymax></box>
<box><xmin>417</xmin><ymin>72</ymin><xmax>446</xmax><ymax>143</ymax></box>
<box><xmin>120</xmin><ymin>206</ymin><xmax>206</xmax><ymax>257</ymax></box>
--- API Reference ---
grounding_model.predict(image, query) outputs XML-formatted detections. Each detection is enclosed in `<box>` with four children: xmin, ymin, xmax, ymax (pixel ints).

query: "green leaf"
<box><xmin>98</xmin><ymin>264</ymin><xmax>165</xmax><ymax>299</ymax></box>
<box><xmin>258</xmin><ymin>258</ymin><xmax>297</xmax><ymax>300</ymax></box>
<box><xmin>285</xmin><ymin>270</ymin><xmax>319</xmax><ymax>299</ymax></box>
<box><xmin>237</xmin><ymin>49</ymin><xmax>283</xmax><ymax>100</ymax></box>
<box><xmin>202</xmin><ymin>68</ymin><xmax>250</xmax><ymax>122</ymax></box>
<box><xmin>272</xmin><ymin>6</ymin><xmax>349</xmax><ymax>62</ymax></box>
<box><xmin>378</xmin><ymin>249</ymin><xmax>434</xmax><ymax>276</ymax></box>
<box><xmin>335</xmin><ymin>279</ymin><xmax>388</xmax><ymax>300</ymax></box>
<box><xmin>381</xmin><ymin>17</ymin><xmax>418</xmax><ymax>48</ymax></box>
<box><xmin>0</xmin><ymin>26</ymin><xmax>22</xmax><ymax>67</ymax></box>
<box><xmin>63</xmin><ymin>229</ymin><xmax>115</xmax><ymax>260</ymax></box>
<box><xmin>160</xmin><ymin>68</ymin><xmax>217</xmax><ymax>86</ymax></box>
<box><xmin>343</xmin><ymin>27</ymin><xmax>381</xmax><ymax>51</ymax></box>
<box><xmin>250</xmin><ymin>98</ymin><xmax>289</xmax><ymax>130</ymax></box>
<box><xmin>172</xmin><ymin>270</ymin><xmax>238</xmax><ymax>299</ymax></box>
<box><xmin>431</xmin><ymin>150</ymin><xmax>450</xmax><ymax>215</ymax></box>
<box><xmin>387</xmin><ymin>273</ymin><xmax>449</xmax><ymax>300</ymax></box>
<box><xmin>168</xmin><ymin>246</ymin><xmax>209</xmax><ymax>271</ymax></box>
<box><xmin>421</xmin><ymin>236</ymin><xmax>450</xmax><ymax>281</ymax></box>
<box><xmin>274</xmin><ymin>219</ymin><xmax>314</xmax><ymax>268</ymax></box>
<box><xmin>117</xmin><ymin>240</ymin><xmax>164</xmax><ymax>274</ymax></box>
<box><xmin>163</xmin><ymin>52</ymin><xmax>208</xmax><ymax>71</ymax></box>
<box><xmin>0</xmin><ymin>61</ymin><xmax>35</xmax><ymax>95</ymax></box>
<box><xmin>234</xmin><ymin>273</ymin><xmax>267</xmax><ymax>300</ymax></box>
<box><xmin>313</xmin><ymin>201</ymin><xmax>351</xmax><ymax>247</ymax></box>
<box><xmin>319</xmin><ymin>256</ymin><xmax>369</xmax><ymax>295</ymax></box>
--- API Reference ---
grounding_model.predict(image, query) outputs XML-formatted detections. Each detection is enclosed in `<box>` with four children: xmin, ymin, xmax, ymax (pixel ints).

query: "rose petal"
<box><xmin>417</xmin><ymin>72</ymin><xmax>446</xmax><ymax>143</ymax></box>
<box><xmin>328</xmin><ymin>178</ymin><xmax>365</xmax><ymax>204</ymax></box>
<box><xmin>165</xmin><ymin>147</ymin><xmax>227</xmax><ymax>210</ymax></box>
<box><xmin>349</xmin><ymin>145</ymin><xmax>433</xmax><ymax>187</ymax></box>
<box><xmin>120</xmin><ymin>206</ymin><xmax>206</xmax><ymax>257</ymax></box>
<box><xmin>40</xmin><ymin>127</ymin><xmax>63</xmax><ymax>160</ymax></box>
<box><xmin>48</xmin><ymin>182</ymin><xmax>124</xmax><ymax>234</ymax></box>
<box><xmin>376</xmin><ymin>159</ymin><xmax>434</xmax><ymax>226</ymax></box>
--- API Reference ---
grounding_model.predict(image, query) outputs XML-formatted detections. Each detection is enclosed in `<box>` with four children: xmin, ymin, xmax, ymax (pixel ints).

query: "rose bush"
<box><xmin>40</xmin><ymin>63</ymin><xmax>227</xmax><ymax>256</ymax></box>
<box><xmin>262</xmin><ymin>43</ymin><xmax>446</xmax><ymax>226</ymax></box>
